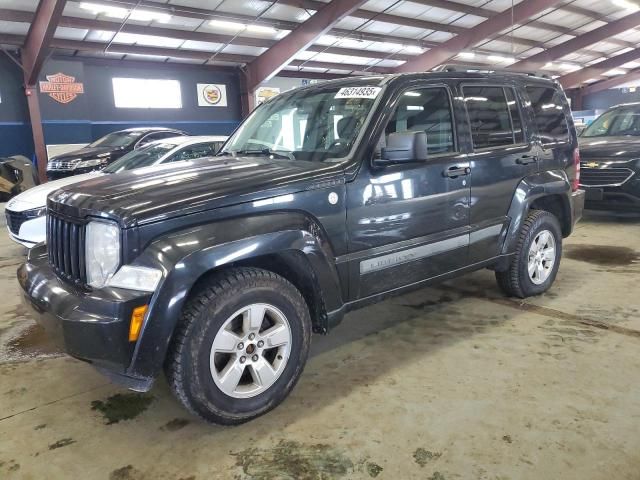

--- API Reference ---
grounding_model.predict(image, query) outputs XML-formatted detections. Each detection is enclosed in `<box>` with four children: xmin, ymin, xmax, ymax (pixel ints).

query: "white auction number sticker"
<box><xmin>335</xmin><ymin>86</ymin><xmax>381</xmax><ymax>99</ymax></box>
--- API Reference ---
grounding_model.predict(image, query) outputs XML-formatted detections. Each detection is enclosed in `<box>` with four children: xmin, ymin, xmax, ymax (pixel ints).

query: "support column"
<box><xmin>24</xmin><ymin>84</ymin><xmax>48</xmax><ymax>184</ymax></box>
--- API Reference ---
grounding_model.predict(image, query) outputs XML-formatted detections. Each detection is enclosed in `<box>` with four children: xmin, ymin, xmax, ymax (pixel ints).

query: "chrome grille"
<box><xmin>47</xmin><ymin>211</ymin><xmax>86</xmax><ymax>285</ymax></box>
<box><xmin>579</xmin><ymin>167</ymin><xmax>635</xmax><ymax>187</ymax></box>
<box><xmin>47</xmin><ymin>161</ymin><xmax>76</xmax><ymax>171</ymax></box>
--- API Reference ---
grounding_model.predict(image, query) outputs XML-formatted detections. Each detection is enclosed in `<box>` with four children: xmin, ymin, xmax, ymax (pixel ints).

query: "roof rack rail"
<box><xmin>432</xmin><ymin>64</ymin><xmax>553</xmax><ymax>80</ymax></box>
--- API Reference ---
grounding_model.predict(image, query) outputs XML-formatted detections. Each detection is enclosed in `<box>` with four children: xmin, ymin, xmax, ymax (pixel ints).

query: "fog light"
<box><xmin>129</xmin><ymin>305</ymin><xmax>148</xmax><ymax>342</ymax></box>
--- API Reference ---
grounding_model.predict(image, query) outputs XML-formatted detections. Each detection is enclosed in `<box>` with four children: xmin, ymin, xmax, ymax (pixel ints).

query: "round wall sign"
<box><xmin>202</xmin><ymin>84</ymin><xmax>222</xmax><ymax>105</ymax></box>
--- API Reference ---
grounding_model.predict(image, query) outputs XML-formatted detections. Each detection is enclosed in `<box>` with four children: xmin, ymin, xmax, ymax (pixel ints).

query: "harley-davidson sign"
<box><xmin>39</xmin><ymin>72</ymin><xmax>84</xmax><ymax>104</ymax></box>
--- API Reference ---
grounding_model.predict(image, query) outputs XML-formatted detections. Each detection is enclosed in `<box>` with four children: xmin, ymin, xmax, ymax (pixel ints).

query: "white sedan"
<box><xmin>5</xmin><ymin>135</ymin><xmax>227</xmax><ymax>248</ymax></box>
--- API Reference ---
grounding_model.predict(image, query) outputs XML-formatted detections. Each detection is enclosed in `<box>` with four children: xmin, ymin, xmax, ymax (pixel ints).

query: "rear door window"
<box><xmin>526</xmin><ymin>86</ymin><xmax>570</xmax><ymax>146</ymax></box>
<box><xmin>463</xmin><ymin>86</ymin><xmax>519</xmax><ymax>149</ymax></box>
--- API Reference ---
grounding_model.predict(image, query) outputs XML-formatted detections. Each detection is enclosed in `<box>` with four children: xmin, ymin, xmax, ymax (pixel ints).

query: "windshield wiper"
<box><xmin>229</xmin><ymin>148</ymin><xmax>296</xmax><ymax>161</ymax></box>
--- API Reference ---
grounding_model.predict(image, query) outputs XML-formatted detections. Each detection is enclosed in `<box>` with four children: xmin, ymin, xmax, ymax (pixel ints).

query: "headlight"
<box><xmin>85</xmin><ymin>220</ymin><xmax>120</xmax><ymax>288</ymax></box>
<box><xmin>107</xmin><ymin>265</ymin><xmax>163</xmax><ymax>292</ymax></box>
<box><xmin>75</xmin><ymin>158</ymin><xmax>108</xmax><ymax>169</ymax></box>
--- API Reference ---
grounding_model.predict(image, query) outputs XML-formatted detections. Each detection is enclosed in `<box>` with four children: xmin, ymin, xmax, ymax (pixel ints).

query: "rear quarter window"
<box><xmin>526</xmin><ymin>86</ymin><xmax>570</xmax><ymax>146</ymax></box>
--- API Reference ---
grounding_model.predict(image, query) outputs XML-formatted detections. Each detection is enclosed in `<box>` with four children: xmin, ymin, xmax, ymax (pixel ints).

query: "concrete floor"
<box><xmin>0</xmin><ymin>207</ymin><xmax>639</xmax><ymax>480</ymax></box>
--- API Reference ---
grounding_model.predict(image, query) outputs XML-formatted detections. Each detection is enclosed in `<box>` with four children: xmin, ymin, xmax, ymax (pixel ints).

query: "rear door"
<box><xmin>458</xmin><ymin>82</ymin><xmax>539</xmax><ymax>264</ymax></box>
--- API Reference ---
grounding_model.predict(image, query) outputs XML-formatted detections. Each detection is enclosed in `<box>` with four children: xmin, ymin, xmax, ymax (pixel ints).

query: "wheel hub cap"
<box><xmin>209</xmin><ymin>303</ymin><xmax>292</xmax><ymax>399</ymax></box>
<box><xmin>527</xmin><ymin>229</ymin><xmax>556</xmax><ymax>285</ymax></box>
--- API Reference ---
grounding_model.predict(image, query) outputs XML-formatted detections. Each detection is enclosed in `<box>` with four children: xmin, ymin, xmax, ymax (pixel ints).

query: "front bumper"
<box><xmin>46</xmin><ymin>166</ymin><xmax>104</xmax><ymax>181</ymax></box>
<box><xmin>19</xmin><ymin>245</ymin><xmax>154</xmax><ymax>390</ymax></box>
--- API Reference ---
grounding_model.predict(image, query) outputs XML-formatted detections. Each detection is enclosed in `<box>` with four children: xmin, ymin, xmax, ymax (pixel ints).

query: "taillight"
<box><xmin>572</xmin><ymin>147</ymin><xmax>580</xmax><ymax>191</ymax></box>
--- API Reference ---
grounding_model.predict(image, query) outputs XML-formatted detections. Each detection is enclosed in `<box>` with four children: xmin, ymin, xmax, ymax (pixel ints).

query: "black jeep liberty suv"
<box><xmin>19</xmin><ymin>72</ymin><xmax>584</xmax><ymax>424</ymax></box>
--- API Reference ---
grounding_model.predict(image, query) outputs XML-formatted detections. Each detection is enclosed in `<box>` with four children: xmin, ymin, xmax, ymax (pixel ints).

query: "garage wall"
<box><xmin>0</xmin><ymin>55</ymin><xmax>34</xmax><ymax>158</ymax></box>
<box><xmin>0</xmin><ymin>56</ymin><xmax>244</xmax><ymax>159</ymax></box>
<box><xmin>582</xmin><ymin>88</ymin><xmax>640</xmax><ymax>110</ymax></box>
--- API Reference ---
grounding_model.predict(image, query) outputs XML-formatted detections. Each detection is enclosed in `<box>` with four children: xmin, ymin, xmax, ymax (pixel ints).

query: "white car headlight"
<box><xmin>76</xmin><ymin>158</ymin><xmax>108</xmax><ymax>169</ymax></box>
<box><xmin>85</xmin><ymin>220</ymin><xmax>120</xmax><ymax>288</ymax></box>
<box><xmin>107</xmin><ymin>265</ymin><xmax>163</xmax><ymax>292</ymax></box>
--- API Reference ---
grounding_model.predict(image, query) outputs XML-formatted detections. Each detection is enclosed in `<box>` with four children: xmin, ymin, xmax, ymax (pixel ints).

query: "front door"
<box><xmin>346</xmin><ymin>84</ymin><xmax>471</xmax><ymax>300</ymax></box>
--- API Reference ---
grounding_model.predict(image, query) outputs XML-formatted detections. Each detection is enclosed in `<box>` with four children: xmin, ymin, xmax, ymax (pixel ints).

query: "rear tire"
<box><xmin>495</xmin><ymin>210</ymin><xmax>562</xmax><ymax>298</ymax></box>
<box><xmin>165</xmin><ymin>267</ymin><xmax>311</xmax><ymax>425</ymax></box>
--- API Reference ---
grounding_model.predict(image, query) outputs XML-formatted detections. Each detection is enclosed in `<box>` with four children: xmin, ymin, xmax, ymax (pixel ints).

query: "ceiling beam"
<box><xmin>21</xmin><ymin>0</ymin><xmax>67</xmax><ymax>85</ymax></box>
<box><xmin>580</xmin><ymin>69</ymin><xmax>640</xmax><ymax>94</ymax></box>
<box><xmin>396</xmin><ymin>0</ymin><xmax>562</xmax><ymax>73</ymax></box>
<box><xmin>409</xmin><ymin>0</ymin><xmax>634</xmax><ymax>50</ymax></box>
<box><xmin>559</xmin><ymin>49</ymin><xmax>640</xmax><ymax>88</ymax></box>
<box><xmin>509</xmin><ymin>11</ymin><xmax>640</xmax><ymax>72</ymax></box>
<box><xmin>245</xmin><ymin>0</ymin><xmax>368</xmax><ymax>92</ymax></box>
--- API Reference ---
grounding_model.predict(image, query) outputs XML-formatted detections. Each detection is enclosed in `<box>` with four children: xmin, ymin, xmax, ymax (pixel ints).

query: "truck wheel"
<box><xmin>495</xmin><ymin>210</ymin><xmax>562</xmax><ymax>298</ymax></box>
<box><xmin>165</xmin><ymin>267</ymin><xmax>311</xmax><ymax>425</ymax></box>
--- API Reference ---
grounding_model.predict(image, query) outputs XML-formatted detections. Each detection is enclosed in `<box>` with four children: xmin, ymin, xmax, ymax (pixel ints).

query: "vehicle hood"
<box><xmin>579</xmin><ymin>136</ymin><xmax>640</xmax><ymax>159</ymax></box>
<box><xmin>49</xmin><ymin>146</ymin><xmax>123</xmax><ymax>163</ymax></box>
<box><xmin>48</xmin><ymin>156</ymin><xmax>343</xmax><ymax>226</ymax></box>
<box><xmin>7</xmin><ymin>172</ymin><xmax>104</xmax><ymax>212</ymax></box>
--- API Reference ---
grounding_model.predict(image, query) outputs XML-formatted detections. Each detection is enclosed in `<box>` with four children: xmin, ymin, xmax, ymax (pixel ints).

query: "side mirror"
<box><xmin>376</xmin><ymin>131</ymin><xmax>428</xmax><ymax>166</ymax></box>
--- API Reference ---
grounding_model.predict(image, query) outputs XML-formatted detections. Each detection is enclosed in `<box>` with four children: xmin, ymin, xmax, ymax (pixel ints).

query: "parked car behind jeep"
<box><xmin>578</xmin><ymin>103</ymin><xmax>640</xmax><ymax>211</ymax></box>
<box><xmin>19</xmin><ymin>72</ymin><xmax>584</xmax><ymax>425</ymax></box>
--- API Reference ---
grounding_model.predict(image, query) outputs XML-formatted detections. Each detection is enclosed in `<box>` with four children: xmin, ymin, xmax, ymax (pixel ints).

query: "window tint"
<box><xmin>505</xmin><ymin>88</ymin><xmax>524</xmax><ymax>144</ymax></box>
<box><xmin>526</xmin><ymin>86</ymin><xmax>569</xmax><ymax>145</ymax></box>
<box><xmin>170</xmin><ymin>143</ymin><xmax>216</xmax><ymax>162</ymax></box>
<box><xmin>138</xmin><ymin>132</ymin><xmax>178</xmax><ymax>147</ymax></box>
<box><xmin>463</xmin><ymin>86</ymin><xmax>515</xmax><ymax>149</ymax></box>
<box><xmin>384</xmin><ymin>87</ymin><xmax>455</xmax><ymax>155</ymax></box>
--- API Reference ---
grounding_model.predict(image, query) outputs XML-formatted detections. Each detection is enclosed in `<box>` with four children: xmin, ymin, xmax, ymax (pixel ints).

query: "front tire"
<box><xmin>495</xmin><ymin>210</ymin><xmax>562</xmax><ymax>298</ymax></box>
<box><xmin>165</xmin><ymin>267</ymin><xmax>311</xmax><ymax>425</ymax></box>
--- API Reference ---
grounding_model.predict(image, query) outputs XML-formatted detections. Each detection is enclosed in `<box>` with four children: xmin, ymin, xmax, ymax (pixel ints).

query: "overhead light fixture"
<box><xmin>603</xmin><ymin>68</ymin><xmax>627</xmax><ymax>76</ymax></box>
<box><xmin>542</xmin><ymin>62</ymin><xmax>554</xmax><ymax>70</ymax></box>
<box><xmin>612</xmin><ymin>0</ymin><xmax>640</xmax><ymax>11</ymax></box>
<box><xmin>404</xmin><ymin>45</ymin><xmax>424</xmax><ymax>54</ymax></box>
<box><xmin>457</xmin><ymin>52</ymin><xmax>475</xmax><ymax>59</ymax></box>
<box><xmin>487</xmin><ymin>55</ymin><xmax>515</xmax><ymax>63</ymax></box>
<box><xmin>79</xmin><ymin>2</ymin><xmax>170</xmax><ymax>23</ymax></box>
<box><xmin>558</xmin><ymin>63</ymin><xmax>581</xmax><ymax>72</ymax></box>
<box><xmin>209</xmin><ymin>19</ymin><xmax>277</xmax><ymax>34</ymax></box>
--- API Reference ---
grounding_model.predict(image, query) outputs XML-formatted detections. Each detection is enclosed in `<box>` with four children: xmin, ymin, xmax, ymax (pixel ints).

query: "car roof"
<box><xmin>119</xmin><ymin>127</ymin><xmax>184</xmax><ymax>133</ymax></box>
<box><xmin>146</xmin><ymin>135</ymin><xmax>228</xmax><ymax>147</ymax></box>
<box><xmin>283</xmin><ymin>70</ymin><xmax>558</xmax><ymax>96</ymax></box>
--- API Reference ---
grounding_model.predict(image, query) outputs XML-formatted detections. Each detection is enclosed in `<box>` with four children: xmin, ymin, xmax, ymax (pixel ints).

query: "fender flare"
<box><xmin>500</xmin><ymin>169</ymin><xmax>572</xmax><ymax>256</ymax></box>
<box><xmin>126</xmin><ymin>212</ymin><xmax>343</xmax><ymax>379</ymax></box>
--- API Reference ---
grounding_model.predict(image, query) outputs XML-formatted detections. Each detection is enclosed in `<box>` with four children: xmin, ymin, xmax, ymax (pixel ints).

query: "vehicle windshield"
<box><xmin>103</xmin><ymin>142</ymin><xmax>177</xmax><ymax>173</ymax></box>
<box><xmin>220</xmin><ymin>84</ymin><xmax>383</xmax><ymax>162</ymax></box>
<box><xmin>89</xmin><ymin>131</ymin><xmax>143</xmax><ymax>148</ymax></box>
<box><xmin>581</xmin><ymin>108</ymin><xmax>640</xmax><ymax>137</ymax></box>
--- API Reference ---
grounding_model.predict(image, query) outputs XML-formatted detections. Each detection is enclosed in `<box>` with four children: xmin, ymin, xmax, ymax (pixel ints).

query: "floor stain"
<box><xmin>564</xmin><ymin>244</ymin><xmax>640</xmax><ymax>267</ymax></box>
<box><xmin>4</xmin><ymin>324</ymin><xmax>61</xmax><ymax>360</ymax></box>
<box><xmin>232</xmin><ymin>440</ymin><xmax>354</xmax><ymax>480</ymax></box>
<box><xmin>413</xmin><ymin>448</ymin><xmax>442</xmax><ymax>467</ymax></box>
<box><xmin>110</xmin><ymin>465</ymin><xmax>143</xmax><ymax>480</ymax></box>
<box><xmin>160</xmin><ymin>418</ymin><xmax>190</xmax><ymax>432</ymax></box>
<box><xmin>366</xmin><ymin>461</ymin><xmax>384</xmax><ymax>478</ymax></box>
<box><xmin>48</xmin><ymin>438</ymin><xmax>76</xmax><ymax>450</ymax></box>
<box><xmin>91</xmin><ymin>393</ymin><xmax>154</xmax><ymax>425</ymax></box>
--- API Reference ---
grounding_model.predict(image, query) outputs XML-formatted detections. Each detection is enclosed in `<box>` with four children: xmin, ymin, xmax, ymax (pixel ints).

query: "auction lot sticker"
<box><xmin>335</xmin><ymin>86</ymin><xmax>381</xmax><ymax>99</ymax></box>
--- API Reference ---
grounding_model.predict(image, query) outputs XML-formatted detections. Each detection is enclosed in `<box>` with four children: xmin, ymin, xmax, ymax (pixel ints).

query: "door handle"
<box><xmin>444</xmin><ymin>166</ymin><xmax>471</xmax><ymax>178</ymax></box>
<box><xmin>516</xmin><ymin>154</ymin><xmax>538</xmax><ymax>165</ymax></box>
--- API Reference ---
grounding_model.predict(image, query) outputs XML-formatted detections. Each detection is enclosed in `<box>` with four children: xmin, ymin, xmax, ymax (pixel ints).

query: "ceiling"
<box><xmin>1</xmin><ymin>0</ymin><xmax>639</xmax><ymax>85</ymax></box>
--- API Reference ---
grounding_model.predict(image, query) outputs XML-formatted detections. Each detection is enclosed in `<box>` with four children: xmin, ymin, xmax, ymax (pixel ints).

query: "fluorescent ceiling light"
<box><xmin>488</xmin><ymin>55</ymin><xmax>515</xmax><ymax>63</ymax></box>
<box><xmin>457</xmin><ymin>52</ymin><xmax>475</xmax><ymax>59</ymax></box>
<box><xmin>612</xmin><ymin>0</ymin><xmax>640</xmax><ymax>11</ymax></box>
<box><xmin>558</xmin><ymin>63</ymin><xmax>581</xmax><ymax>72</ymax></box>
<box><xmin>404</xmin><ymin>45</ymin><xmax>424</xmax><ymax>54</ymax></box>
<box><xmin>79</xmin><ymin>2</ymin><xmax>170</xmax><ymax>23</ymax></box>
<box><xmin>209</xmin><ymin>20</ymin><xmax>277</xmax><ymax>34</ymax></box>
<box><xmin>603</xmin><ymin>68</ymin><xmax>627</xmax><ymax>76</ymax></box>
<box><xmin>245</xmin><ymin>24</ymin><xmax>277</xmax><ymax>34</ymax></box>
<box><xmin>542</xmin><ymin>62</ymin><xmax>554</xmax><ymax>70</ymax></box>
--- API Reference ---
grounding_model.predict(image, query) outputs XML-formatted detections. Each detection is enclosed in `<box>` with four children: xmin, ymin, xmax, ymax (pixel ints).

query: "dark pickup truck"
<box><xmin>19</xmin><ymin>72</ymin><xmax>584</xmax><ymax>425</ymax></box>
